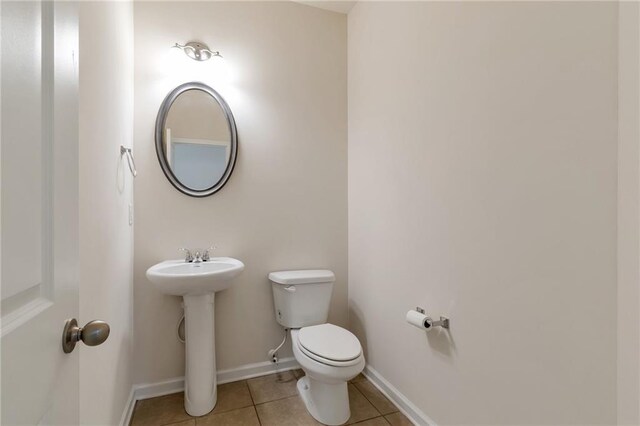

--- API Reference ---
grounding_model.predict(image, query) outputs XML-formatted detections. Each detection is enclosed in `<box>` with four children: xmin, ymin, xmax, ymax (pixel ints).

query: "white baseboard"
<box><xmin>132</xmin><ymin>376</ymin><xmax>186</xmax><ymax>401</ymax></box>
<box><xmin>120</xmin><ymin>357</ymin><xmax>299</xmax><ymax>425</ymax></box>
<box><xmin>118</xmin><ymin>387</ymin><xmax>136</xmax><ymax>426</ymax></box>
<box><xmin>363</xmin><ymin>365</ymin><xmax>437</xmax><ymax>426</ymax></box>
<box><xmin>217</xmin><ymin>356</ymin><xmax>299</xmax><ymax>384</ymax></box>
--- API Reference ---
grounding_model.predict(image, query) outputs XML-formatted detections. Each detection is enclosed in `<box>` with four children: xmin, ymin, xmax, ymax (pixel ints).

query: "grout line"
<box><xmin>248</xmin><ymin>371</ymin><xmax>300</xmax><ymax>406</ymax></box>
<box><xmin>351</xmin><ymin>416</ymin><xmax>391</xmax><ymax>425</ymax></box>
<box><xmin>208</xmin><ymin>402</ymin><xmax>255</xmax><ymax>417</ymax></box>
<box><xmin>159</xmin><ymin>417</ymin><xmax>194</xmax><ymax>426</ymax></box>
<box><xmin>349</xmin><ymin>381</ymin><xmax>384</xmax><ymax>417</ymax></box>
<box><xmin>246</xmin><ymin>380</ymin><xmax>258</xmax><ymax>406</ymax></box>
<box><xmin>252</xmin><ymin>405</ymin><xmax>263</xmax><ymax>426</ymax></box>
<box><xmin>244</xmin><ymin>379</ymin><xmax>257</xmax><ymax>407</ymax></box>
<box><xmin>353</xmin><ymin>377</ymin><xmax>400</xmax><ymax>416</ymax></box>
<box><xmin>384</xmin><ymin>412</ymin><xmax>408</xmax><ymax>425</ymax></box>
<box><xmin>253</xmin><ymin>393</ymin><xmax>300</xmax><ymax>407</ymax></box>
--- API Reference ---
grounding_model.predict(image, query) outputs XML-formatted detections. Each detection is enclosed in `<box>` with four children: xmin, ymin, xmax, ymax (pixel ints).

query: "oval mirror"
<box><xmin>155</xmin><ymin>82</ymin><xmax>238</xmax><ymax>197</ymax></box>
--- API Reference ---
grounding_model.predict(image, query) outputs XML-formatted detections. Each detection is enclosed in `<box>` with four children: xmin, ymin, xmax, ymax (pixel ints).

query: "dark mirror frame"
<box><xmin>155</xmin><ymin>82</ymin><xmax>238</xmax><ymax>197</ymax></box>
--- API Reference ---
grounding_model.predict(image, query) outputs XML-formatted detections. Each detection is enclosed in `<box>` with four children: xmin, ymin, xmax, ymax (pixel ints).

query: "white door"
<box><xmin>1</xmin><ymin>2</ymin><xmax>80</xmax><ymax>424</ymax></box>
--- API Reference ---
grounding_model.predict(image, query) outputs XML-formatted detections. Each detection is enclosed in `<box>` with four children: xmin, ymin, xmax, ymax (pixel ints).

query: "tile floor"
<box><xmin>130</xmin><ymin>370</ymin><xmax>413</xmax><ymax>426</ymax></box>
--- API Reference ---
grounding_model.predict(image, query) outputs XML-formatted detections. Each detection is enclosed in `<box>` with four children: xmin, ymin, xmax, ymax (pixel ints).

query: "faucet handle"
<box><xmin>179</xmin><ymin>248</ymin><xmax>194</xmax><ymax>263</ymax></box>
<box><xmin>202</xmin><ymin>245</ymin><xmax>217</xmax><ymax>261</ymax></box>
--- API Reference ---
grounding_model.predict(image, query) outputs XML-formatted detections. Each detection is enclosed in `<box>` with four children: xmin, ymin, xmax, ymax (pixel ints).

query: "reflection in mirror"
<box><xmin>155</xmin><ymin>82</ymin><xmax>237</xmax><ymax>197</ymax></box>
<box><xmin>164</xmin><ymin>90</ymin><xmax>230</xmax><ymax>190</ymax></box>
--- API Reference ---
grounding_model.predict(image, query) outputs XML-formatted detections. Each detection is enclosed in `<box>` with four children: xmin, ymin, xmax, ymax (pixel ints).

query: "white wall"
<box><xmin>617</xmin><ymin>2</ymin><xmax>640</xmax><ymax>424</ymax></box>
<box><xmin>348</xmin><ymin>2</ymin><xmax>618</xmax><ymax>425</ymax></box>
<box><xmin>79</xmin><ymin>2</ymin><xmax>135</xmax><ymax>424</ymax></box>
<box><xmin>133</xmin><ymin>1</ymin><xmax>347</xmax><ymax>384</ymax></box>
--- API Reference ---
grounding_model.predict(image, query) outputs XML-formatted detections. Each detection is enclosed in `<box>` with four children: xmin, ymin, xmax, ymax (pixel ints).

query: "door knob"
<box><xmin>62</xmin><ymin>318</ymin><xmax>110</xmax><ymax>353</ymax></box>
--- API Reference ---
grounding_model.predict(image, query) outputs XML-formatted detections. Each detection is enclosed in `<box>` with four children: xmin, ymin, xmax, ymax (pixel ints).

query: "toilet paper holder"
<box><xmin>416</xmin><ymin>307</ymin><xmax>450</xmax><ymax>329</ymax></box>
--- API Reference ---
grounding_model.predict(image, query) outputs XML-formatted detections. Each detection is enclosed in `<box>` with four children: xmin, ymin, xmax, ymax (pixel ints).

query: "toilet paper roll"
<box><xmin>406</xmin><ymin>310</ymin><xmax>431</xmax><ymax>330</ymax></box>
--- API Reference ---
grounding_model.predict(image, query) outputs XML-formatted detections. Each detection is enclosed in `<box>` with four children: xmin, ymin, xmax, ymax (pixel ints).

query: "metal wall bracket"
<box><xmin>120</xmin><ymin>145</ymin><xmax>137</xmax><ymax>177</ymax></box>
<box><xmin>426</xmin><ymin>316</ymin><xmax>450</xmax><ymax>329</ymax></box>
<box><xmin>416</xmin><ymin>307</ymin><xmax>450</xmax><ymax>329</ymax></box>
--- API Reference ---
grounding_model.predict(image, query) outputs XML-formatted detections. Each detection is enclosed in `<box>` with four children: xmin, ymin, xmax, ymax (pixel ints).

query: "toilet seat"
<box><xmin>297</xmin><ymin>324</ymin><xmax>362</xmax><ymax>367</ymax></box>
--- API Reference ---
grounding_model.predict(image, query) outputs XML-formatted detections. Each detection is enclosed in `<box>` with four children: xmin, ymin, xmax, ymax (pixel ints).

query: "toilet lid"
<box><xmin>298</xmin><ymin>324</ymin><xmax>362</xmax><ymax>362</ymax></box>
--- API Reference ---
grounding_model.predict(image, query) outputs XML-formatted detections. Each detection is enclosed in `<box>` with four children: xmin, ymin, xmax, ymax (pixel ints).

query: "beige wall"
<box><xmin>79</xmin><ymin>2</ymin><xmax>135</xmax><ymax>424</ymax></box>
<box><xmin>348</xmin><ymin>2</ymin><xmax>618</xmax><ymax>425</ymax></box>
<box><xmin>133</xmin><ymin>1</ymin><xmax>347</xmax><ymax>384</ymax></box>
<box><xmin>617</xmin><ymin>2</ymin><xmax>640</xmax><ymax>424</ymax></box>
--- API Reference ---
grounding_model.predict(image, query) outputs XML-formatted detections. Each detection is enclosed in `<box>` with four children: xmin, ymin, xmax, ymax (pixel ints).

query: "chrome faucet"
<box><xmin>179</xmin><ymin>248</ymin><xmax>194</xmax><ymax>263</ymax></box>
<box><xmin>202</xmin><ymin>245</ymin><xmax>217</xmax><ymax>262</ymax></box>
<box><xmin>179</xmin><ymin>246</ymin><xmax>217</xmax><ymax>263</ymax></box>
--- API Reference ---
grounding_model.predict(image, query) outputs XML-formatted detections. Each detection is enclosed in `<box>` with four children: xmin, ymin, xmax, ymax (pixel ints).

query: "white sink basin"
<box><xmin>145</xmin><ymin>256</ymin><xmax>244</xmax><ymax>417</ymax></box>
<box><xmin>146</xmin><ymin>257</ymin><xmax>244</xmax><ymax>296</ymax></box>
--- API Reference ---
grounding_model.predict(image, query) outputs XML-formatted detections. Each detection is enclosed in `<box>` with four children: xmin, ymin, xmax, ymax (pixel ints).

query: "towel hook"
<box><xmin>120</xmin><ymin>145</ymin><xmax>137</xmax><ymax>177</ymax></box>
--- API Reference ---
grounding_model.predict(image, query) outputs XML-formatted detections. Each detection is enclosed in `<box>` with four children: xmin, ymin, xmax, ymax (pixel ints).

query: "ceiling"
<box><xmin>293</xmin><ymin>1</ymin><xmax>357</xmax><ymax>14</ymax></box>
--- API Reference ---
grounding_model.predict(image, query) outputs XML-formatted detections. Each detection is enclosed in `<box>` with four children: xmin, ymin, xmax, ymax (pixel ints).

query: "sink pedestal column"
<box><xmin>183</xmin><ymin>293</ymin><xmax>217</xmax><ymax>416</ymax></box>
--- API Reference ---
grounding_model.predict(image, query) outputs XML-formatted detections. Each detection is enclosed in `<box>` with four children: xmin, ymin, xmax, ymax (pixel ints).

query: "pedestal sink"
<box><xmin>146</xmin><ymin>257</ymin><xmax>244</xmax><ymax>416</ymax></box>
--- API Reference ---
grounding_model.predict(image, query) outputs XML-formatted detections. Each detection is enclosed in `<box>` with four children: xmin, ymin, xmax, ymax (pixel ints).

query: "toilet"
<box><xmin>269</xmin><ymin>270</ymin><xmax>365</xmax><ymax>426</ymax></box>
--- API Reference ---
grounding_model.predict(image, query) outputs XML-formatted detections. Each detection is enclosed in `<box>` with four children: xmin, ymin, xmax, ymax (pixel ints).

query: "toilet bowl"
<box><xmin>291</xmin><ymin>325</ymin><xmax>365</xmax><ymax>425</ymax></box>
<box><xmin>268</xmin><ymin>270</ymin><xmax>365</xmax><ymax>425</ymax></box>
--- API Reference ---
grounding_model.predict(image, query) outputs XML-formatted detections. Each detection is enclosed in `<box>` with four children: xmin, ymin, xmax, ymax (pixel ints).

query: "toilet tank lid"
<box><xmin>268</xmin><ymin>270</ymin><xmax>335</xmax><ymax>285</ymax></box>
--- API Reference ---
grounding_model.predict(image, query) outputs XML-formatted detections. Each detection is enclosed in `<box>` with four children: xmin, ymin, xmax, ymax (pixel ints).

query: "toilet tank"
<box><xmin>269</xmin><ymin>270</ymin><xmax>335</xmax><ymax>328</ymax></box>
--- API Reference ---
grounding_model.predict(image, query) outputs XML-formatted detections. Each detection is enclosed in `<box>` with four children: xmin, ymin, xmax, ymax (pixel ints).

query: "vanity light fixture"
<box><xmin>173</xmin><ymin>41</ymin><xmax>222</xmax><ymax>61</ymax></box>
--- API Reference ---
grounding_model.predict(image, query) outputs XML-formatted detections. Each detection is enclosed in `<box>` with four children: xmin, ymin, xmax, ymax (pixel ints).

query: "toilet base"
<box><xmin>297</xmin><ymin>375</ymin><xmax>350</xmax><ymax>425</ymax></box>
